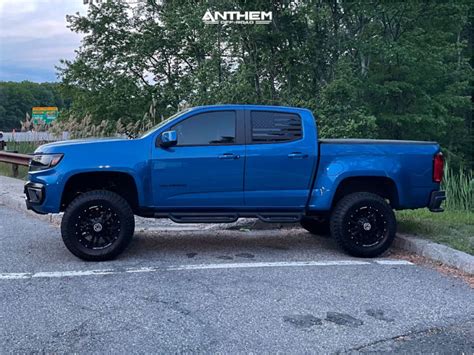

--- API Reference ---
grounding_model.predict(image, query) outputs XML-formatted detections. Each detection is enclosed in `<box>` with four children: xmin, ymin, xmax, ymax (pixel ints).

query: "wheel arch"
<box><xmin>60</xmin><ymin>171</ymin><xmax>140</xmax><ymax>213</ymax></box>
<box><xmin>331</xmin><ymin>176</ymin><xmax>400</xmax><ymax>209</ymax></box>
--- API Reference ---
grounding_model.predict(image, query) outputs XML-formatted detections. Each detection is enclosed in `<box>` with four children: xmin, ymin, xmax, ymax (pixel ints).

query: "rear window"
<box><xmin>250</xmin><ymin>111</ymin><xmax>302</xmax><ymax>143</ymax></box>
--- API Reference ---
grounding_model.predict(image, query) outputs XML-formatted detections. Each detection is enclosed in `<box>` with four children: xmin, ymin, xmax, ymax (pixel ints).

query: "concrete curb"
<box><xmin>394</xmin><ymin>234</ymin><xmax>474</xmax><ymax>275</ymax></box>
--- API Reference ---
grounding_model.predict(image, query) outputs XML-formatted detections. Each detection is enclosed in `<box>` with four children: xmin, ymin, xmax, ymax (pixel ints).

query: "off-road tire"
<box><xmin>300</xmin><ymin>217</ymin><xmax>330</xmax><ymax>236</ymax></box>
<box><xmin>330</xmin><ymin>192</ymin><xmax>396</xmax><ymax>257</ymax></box>
<box><xmin>61</xmin><ymin>190</ymin><xmax>135</xmax><ymax>261</ymax></box>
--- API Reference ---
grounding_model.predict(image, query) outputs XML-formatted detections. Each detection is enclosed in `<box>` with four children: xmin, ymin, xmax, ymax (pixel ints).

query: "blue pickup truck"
<box><xmin>25</xmin><ymin>105</ymin><xmax>445</xmax><ymax>261</ymax></box>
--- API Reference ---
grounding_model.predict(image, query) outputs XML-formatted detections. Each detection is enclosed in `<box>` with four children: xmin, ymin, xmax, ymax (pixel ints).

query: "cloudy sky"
<box><xmin>0</xmin><ymin>0</ymin><xmax>86</xmax><ymax>82</ymax></box>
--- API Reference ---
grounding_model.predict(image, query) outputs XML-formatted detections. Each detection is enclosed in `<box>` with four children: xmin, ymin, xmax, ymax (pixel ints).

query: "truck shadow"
<box><xmin>122</xmin><ymin>228</ymin><xmax>343</xmax><ymax>261</ymax></box>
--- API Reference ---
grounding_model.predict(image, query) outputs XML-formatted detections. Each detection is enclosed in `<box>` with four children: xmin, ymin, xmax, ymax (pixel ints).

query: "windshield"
<box><xmin>139</xmin><ymin>108</ymin><xmax>191</xmax><ymax>138</ymax></box>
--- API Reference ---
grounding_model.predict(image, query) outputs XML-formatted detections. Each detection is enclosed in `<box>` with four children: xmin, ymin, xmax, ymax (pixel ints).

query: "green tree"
<box><xmin>58</xmin><ymin>0</ymin><xmax>473</xmax><ymax>167</ymax></box>
<box><xmin>0</xmin><ymin>81</ymin><xmax>69</xmax><ymax>130</ymax></box>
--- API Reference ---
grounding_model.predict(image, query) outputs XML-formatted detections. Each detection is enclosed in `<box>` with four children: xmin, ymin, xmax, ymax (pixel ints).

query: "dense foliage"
<box><xmin>10</xmin><ymin>1</ymin><xmax>474</xmax><ymax>167</ymax></box>
<box><xmin>0</xmin><ymin>82</ymin><xmax>70</xmax><ymax>131</ymax></box>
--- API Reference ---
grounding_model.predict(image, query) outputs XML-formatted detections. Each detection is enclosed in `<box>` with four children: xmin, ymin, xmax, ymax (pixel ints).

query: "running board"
<box><xmin>167</xmin><ymin>213</ymin><xmax>239</xmax><ymax>224</ymax></box>
<box><xmin>153</xmin><ymin>212</ymin><xmax>303</xmax><ymax>224</ymax></box>
<box><xmin>257</xmin><ymin>213</ymin><xmax>302</xmax><ymax>223</ymax></box>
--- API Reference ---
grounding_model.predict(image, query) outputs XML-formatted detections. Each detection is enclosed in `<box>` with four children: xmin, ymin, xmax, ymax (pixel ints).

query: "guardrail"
<box><xmin>0</xmin><ymin>151</ymin><xmax>32</xmax><ymax>177</ymax></box>
<box><xmin>1</xmin><ymin>131</ymin><xmax>70</xmax><ymax>142</ymax></box>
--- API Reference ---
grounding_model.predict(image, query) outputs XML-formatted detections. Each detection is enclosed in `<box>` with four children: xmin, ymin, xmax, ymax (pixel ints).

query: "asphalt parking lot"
<box><xmin>0</xmin><ymin>203</ymin><xmax>473</xmax><ymax>353</ymax></box>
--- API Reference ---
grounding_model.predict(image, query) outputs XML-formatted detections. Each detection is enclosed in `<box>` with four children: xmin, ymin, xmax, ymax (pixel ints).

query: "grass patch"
<box><xmin>397</xmin><ymin>209</ymin><xmax>474</xmax><ymax>255</ymax></box>
<box><xmin>2</xmin><ymin>141</ymin><xmax>38</xmax><ymax>154</ymax></box>
<box><xmin>0</xmin><ymin>162</ymin><xmax>28</xmax><ymax>180</ymax></box>
<box><xmin>0</xmin><ymin>141</ymin><xmax>39</xmax><ymax>180</ymax></box>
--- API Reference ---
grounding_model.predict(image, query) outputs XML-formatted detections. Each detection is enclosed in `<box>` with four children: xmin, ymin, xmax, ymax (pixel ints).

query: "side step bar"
<box><xmin>159</xmin><ymin>212</ymin><xmax>303</xmax><ymax>224</ymax></box>
<box><xmin>257</xmin><ymin>213</ymin><xmax>302</xmax><ymax>223</ymax></box>
<box><xmin>168</xmin><ymin>213</ymin><xmax>239</xmax><ymax>224</ymax></box>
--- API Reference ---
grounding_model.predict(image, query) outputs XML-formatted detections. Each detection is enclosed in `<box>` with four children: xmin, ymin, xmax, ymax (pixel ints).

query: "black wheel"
<box><xmin>61</xmin><ymin>190</ymin><xmax>135</xmax><ymax>261</ymax></box>
<box><xmin>330</xmin><ymin>192</ymin><xmax>396</xmax><ymax>257</ymax></box>
<box><xmin>300</xmin><ymin>216</ymin><xmax>330</xmax><ymax>236</ymax></box>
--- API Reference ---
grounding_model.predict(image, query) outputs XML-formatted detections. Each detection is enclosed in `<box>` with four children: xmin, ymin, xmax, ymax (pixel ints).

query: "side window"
<box><xmin>250</xmin><ymin>111</ymin><xmax>302</xmax><ymax>143</ymax></box>
<box><xmin>173</xmin><ymin>111</ymin><xmax>236</xmax><ymax>146</ymax></box>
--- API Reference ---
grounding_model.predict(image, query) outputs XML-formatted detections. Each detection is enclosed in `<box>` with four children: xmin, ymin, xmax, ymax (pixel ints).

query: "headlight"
<box><xmin>29</xmin><ymin>154</ymin><xmax>64</xmax><ymax>171</ymax></box>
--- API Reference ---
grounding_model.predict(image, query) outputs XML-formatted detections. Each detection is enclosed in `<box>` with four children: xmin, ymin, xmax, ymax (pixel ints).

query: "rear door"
<box><xmin>151</xmin><ymin>109</ymin><xmax>245</xmax><ymax>208</ymax></box>
<box><xmin>244</xmin><ymin>109</ymin><xmax>316</xmax><ymax>209</ymax></box>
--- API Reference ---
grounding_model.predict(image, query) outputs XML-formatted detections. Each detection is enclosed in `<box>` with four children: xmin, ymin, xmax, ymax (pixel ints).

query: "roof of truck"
<box><xmin>188</xmin><ymin>104</ymin><xmax>313</xmax><ymax>113</ymax></box>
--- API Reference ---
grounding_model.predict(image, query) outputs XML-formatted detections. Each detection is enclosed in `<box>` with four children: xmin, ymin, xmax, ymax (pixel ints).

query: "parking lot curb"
<box><xmin>394</xmin><ymin>234</ymin><xmax>474</xmax><ymax>275</ymax></box>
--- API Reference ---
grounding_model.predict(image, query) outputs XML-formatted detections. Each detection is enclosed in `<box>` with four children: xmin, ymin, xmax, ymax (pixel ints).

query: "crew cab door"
<box><xmin>151</xmin><ymin>109</ymin><xmax>245</xmax><ymax>208</ymax></box>
<box><xmin>244</xmin><ymin>109</ymin><xmax>317</xmax><ymax>209</ymax></box>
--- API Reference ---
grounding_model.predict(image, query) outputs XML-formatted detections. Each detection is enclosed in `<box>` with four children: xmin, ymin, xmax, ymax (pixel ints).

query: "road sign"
<box><xmin>32</xmin><ymin>107</ymin><xmax>58</xmax><ymax>124</ymax></box>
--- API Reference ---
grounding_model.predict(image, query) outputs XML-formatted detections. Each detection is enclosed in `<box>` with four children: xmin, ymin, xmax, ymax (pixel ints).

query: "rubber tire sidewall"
<box><xmin>330</xmin><ymin>192</ymin><xmax>396</xmax><ymax>258</ymax></box>
<box><xmin>61</xmin><ymin>190</ymin><xmax>135</xmax><ymax>261</ymax></box>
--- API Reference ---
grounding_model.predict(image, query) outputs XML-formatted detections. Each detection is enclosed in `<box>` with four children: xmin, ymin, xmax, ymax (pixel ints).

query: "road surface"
<box><xmin>0</xmin><ymin>203</ymin><xmax>472</xmax><ymax>353</ymax></box>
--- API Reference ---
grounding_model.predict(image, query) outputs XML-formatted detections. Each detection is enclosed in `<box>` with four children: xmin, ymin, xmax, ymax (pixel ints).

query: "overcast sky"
<box><xmin>0</xmin><ymin>0</ymin><xmax>86</xmax><ymax>82</ymax></box>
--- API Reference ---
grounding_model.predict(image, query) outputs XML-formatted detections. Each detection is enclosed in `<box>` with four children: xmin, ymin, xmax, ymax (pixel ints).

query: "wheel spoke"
<box><xmin>345</xmin><ymin>205</ymin><xmax>388</xmax><ymax>247</ymax></box>
<box><xmin>73</xmin><ymin>203</ymin><xmax>120</xmax><ymax>250</ymax></box>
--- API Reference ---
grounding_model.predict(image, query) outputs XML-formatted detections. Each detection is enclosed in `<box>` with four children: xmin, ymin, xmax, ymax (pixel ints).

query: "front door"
<box><xmin>151</xmin><ymin>110</ymin><xmax>245</xmax><ymax>208</ymax></box>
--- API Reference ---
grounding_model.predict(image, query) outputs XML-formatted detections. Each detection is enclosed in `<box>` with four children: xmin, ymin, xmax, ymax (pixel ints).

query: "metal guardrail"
<box><xmin>0</xmin><ymin>151</ymin><xmax>32</xmax><ymax>177</ymax></box>
<box><xmin>1</xmin><ymin>131</ymin><xmax>70</xmax><ymax>142</ymax></box>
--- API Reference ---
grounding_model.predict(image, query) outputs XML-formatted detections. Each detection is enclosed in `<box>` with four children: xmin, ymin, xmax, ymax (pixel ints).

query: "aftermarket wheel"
<box><xmin>330</xmin><ymin>192</ymin><xmax>396</xmax><ymax>257</ymax></box>
<box><xmin>300</xmin><ymin>216</ymin><xmax>330</xmax><ymax>236</ymax></box>
<box><xmin>61</xmin><ymin>190</ymin><xmax>135</xmax><ymax>261</ymax></box>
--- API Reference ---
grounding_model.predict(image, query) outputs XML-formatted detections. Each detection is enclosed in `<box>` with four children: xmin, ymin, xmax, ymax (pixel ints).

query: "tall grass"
<box><xmin>442</xmin><ymin>163</ymin><xmax>473</xmax><ymax>212</ymax></box>
<box><xmin>2</xmin><ymin>141</ymin><xmax>39</xmax><ymax>154</ymax></box>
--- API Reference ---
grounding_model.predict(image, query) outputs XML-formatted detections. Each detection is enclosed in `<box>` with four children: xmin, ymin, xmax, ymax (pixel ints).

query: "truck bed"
<box><xmin>308</xmin><ymin>138</ymin><xmax>441</xmax><ymax>211</ymax></box>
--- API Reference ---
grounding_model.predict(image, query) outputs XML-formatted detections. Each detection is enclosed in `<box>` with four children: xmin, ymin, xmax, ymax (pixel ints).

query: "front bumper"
<box><xmin>24</xmin><ymin>181</ymin><xmax>47</xmax><ymax>214</ymax></box>
<box><xmin>428</xmin><ymin>190</ymin><xmax>446</xmax><ymax>212</ymax></box>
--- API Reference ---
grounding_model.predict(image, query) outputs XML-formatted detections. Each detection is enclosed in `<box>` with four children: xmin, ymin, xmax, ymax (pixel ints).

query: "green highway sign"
<box><xmin>32</xmin><ymin>107</ymin><xmax>58</xmax><ymax>124</ymax></box>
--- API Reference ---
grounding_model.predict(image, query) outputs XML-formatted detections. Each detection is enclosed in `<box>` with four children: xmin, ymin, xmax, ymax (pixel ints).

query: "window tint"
<box><xmin>174</xmin><ymin>111</ymin><xmax>236</xmax><ymax>146</ymax></box>
<box><xmin>251</xmin><ymin>111</ymin><xmax>302</xmax><ymax>143</ymax></box>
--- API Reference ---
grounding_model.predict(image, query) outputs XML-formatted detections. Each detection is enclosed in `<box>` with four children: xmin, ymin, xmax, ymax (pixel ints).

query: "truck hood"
<box><xmin>35</xmin><ymin>137</ymin><xmax>131</xmax><ymax>154</ymax></box>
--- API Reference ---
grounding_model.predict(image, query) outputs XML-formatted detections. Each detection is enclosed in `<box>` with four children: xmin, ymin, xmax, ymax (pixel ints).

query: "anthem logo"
<box><xmin>202</xmin><ymin>10</ymin><xmax>273</xmax><ymax>25</ymax></box>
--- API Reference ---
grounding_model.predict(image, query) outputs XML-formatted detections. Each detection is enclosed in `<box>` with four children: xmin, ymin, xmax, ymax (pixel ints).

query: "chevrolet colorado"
<box><xmin>24</xmin><ymin>105</ymin><xmax>445</xmax><ymax>260</ymax></box>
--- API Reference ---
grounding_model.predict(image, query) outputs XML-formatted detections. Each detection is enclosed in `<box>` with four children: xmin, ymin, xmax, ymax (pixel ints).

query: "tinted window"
<box><xmin>173</xmin><ymin>111</ymin><xmax>236</xmax><ymax>146</ymax></box>
<box><xmin>251</xmin><ymin>111</ymin><xmax>302</xmax><ymax>143</ymax></box>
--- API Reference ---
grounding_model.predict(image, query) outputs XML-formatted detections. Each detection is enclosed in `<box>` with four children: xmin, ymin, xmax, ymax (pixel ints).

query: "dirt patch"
<box><xmin>388</xmin><ymin>250</ymin><xmax>474</xmax><ymax>288</ymax></box>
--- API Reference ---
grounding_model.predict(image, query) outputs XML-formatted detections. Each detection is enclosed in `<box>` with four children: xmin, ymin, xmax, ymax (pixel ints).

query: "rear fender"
<box><xmin>308</xmin><ymin>155</ymin><xmax>402</xmax><ymax>210</ymax></box>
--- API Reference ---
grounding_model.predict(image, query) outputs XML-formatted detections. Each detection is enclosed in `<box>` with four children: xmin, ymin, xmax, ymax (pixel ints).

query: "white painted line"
<box><xmin>0</xmin><ymin>259</ymin><xmax>413</xmax><ymax>281</ymax></box>
<box><xmin>0</xmin><ymin>272</ymin><xmax>30</xmax><ymax>280</ymax></box>
<box><xmin>32</xmin><ymin>269</ymin><xmax>116</xmax><ymax>278</ymax></box>
<box><xmin>168</xmin><ymin>260</ymin><xmax>371</xmax><ymax>271</ymax></box>
<box><xmin>373</xmin><ymin>260</ymin><xmax>413</xmax><ymax>265</ymax></box>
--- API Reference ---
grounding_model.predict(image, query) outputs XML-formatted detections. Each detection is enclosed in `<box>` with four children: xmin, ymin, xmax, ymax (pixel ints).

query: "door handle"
<box><xmin>288</xmin><ymin>152</ymin><xmax>308</xmax><ymax>159</ymax></box>
<box><xmin>218</xmin><ymin>153</ymin><xmax>240</xmax><ymax>160</ymax></box>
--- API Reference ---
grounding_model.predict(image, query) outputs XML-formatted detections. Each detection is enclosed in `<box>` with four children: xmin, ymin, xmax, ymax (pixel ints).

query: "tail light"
<box><xmin>433</xmin><ymin>152</ymin><xmax>444</xmax><ymax>183</ymax></box>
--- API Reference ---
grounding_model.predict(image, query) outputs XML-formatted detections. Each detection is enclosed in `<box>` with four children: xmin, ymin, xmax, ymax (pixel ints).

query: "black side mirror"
<box><xmin>157</xmin><ymin>130</ymin><xmax>177</xmax><ymax>148</ymax></box>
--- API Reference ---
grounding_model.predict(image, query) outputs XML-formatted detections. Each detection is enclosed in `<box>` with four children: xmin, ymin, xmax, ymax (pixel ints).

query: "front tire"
<box><xmin>330</xmin><ymin>192</ymin><xmax>396</xmax><ymax>257</ymax></box>
<box><xmin>61</xmin><ymin>190</ymin><xmax>135</xmax><ymax>261</ymax></box>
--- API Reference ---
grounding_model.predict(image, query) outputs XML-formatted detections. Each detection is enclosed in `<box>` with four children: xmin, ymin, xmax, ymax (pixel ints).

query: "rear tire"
<box><xmin>300</xmin><ymin>217</ymin><xmax>330</xmax><ymax>236</ymax></box>
<box><xmin>61</xmin><ymin>190</ymin><xmax>135</xmax><ymax>261</ymax></box>
<box><xmin>330</xmin><ymin>192</ymin><xmax>396</xmax><ymax>257</ymax></box>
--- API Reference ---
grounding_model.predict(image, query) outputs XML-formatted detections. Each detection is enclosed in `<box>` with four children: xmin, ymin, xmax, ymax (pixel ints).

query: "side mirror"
<box><xmin>157</xmin><ymin>130</ymin><xmax>177</xmax><ymax>148</ymax></box>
